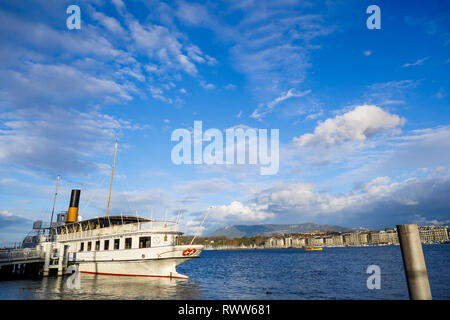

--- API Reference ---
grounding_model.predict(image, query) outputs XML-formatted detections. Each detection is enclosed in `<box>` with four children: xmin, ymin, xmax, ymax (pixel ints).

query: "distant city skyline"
<box><xmin>0</xmin><ymin>0</ymin><xmax>449</xmax><ymax>243</ymax></box>
<box><xmin>185</xmin><ymin>225</ymin><xmax>450</xmax><ymax>249</ymax></box>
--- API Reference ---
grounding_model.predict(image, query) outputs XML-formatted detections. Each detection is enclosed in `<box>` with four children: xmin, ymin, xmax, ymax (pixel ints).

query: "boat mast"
<box><xmin>49</xmin><ymin>175</ymin><xmax>60</xmax><ymax>229</ymax></box>
<box><xmin>106</xmin><ymin>139</ymin><xmax>118</xmax><ymax>217</ymax></box>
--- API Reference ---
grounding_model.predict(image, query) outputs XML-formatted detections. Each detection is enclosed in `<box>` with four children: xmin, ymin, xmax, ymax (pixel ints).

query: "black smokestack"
<box><xmin>66</xmin><ymin>189</ymin><xmax>81</xmax><ymax>223</ymax></box>
<box><xmin>69</xmin><ymin>189</ymin><xmax>81</xmax><ymax>208</ymax></box>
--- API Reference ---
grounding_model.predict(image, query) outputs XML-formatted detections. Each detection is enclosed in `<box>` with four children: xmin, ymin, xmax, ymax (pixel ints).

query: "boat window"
<box><xmin>139</xmin><ymin>237</ymin><xmax>151</xmax><ymax>248</ymax></box>
<box><xmin>87</xmin><ymin>242</ymin><xmax>92</xmax><ymax>251</ymax></box>
<box><xmin>95</xmin><ymin>241</ymin><xmax>100</xmax><ymax>251</ymax></box>
<box><xmin>164</xmin><ymin>234</ymin><xmax>168</xmax><ymax>242</ymax></box>
<box><xmin>104</xmin><ymin>240</ymin><xmax>109</xmax><ymax>250</ymax></box>
<box><xmin>125</xmin><ymin>237</ymin><xmax>132</xmax><ymax>249</ymax></box>
<box><xmin>79</xmin><ymin>242</ymin><xmax>84</xmax><ymax>252</ymax></box>
<box><xmin>114</xmin><ymin>238</ymin><xmax>120</xmax><ymax>250</ymax></box>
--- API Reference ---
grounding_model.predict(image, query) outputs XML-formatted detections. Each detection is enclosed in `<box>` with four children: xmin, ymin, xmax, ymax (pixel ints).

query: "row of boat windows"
<box><xmin>79</xmin><ymin>236</ymin><xmax>152</xmax><ymax>252</ymax></box>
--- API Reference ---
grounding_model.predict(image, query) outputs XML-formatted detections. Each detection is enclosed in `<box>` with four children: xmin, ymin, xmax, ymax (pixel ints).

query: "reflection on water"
<box><xmin>4</xmin><ymin>274</ymin><xmax>202</xmax><ymax>300</ymax></box>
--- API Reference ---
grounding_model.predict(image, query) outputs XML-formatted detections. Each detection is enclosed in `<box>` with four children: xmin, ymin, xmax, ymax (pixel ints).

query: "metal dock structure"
<box><xmin>0</xmin><ymin>243</ymin><xmax>70</xmax><ymax>278</ymax></box>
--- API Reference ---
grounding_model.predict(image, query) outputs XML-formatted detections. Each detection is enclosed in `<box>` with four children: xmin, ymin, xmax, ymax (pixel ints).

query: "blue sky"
<box><xmin>0</xmin><ymin>0</ymin><xmax>449</xmax><ymax>242</ymax></box>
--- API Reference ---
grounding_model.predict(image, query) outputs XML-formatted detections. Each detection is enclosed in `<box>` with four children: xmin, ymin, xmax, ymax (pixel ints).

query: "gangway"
<box><xmin>0</xmin><ymin>248</ymin><xmax>44</xmax><ymax>266</ymax></box>
<box><xmin>0</xmin><ymin>242</ymin><xmax>69</xmax><ymax>278</ymax></box>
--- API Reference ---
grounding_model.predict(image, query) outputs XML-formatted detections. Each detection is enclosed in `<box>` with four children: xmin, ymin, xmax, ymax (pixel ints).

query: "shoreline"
<box><xmin>203</xmin><ymin>242</ymin><xmax>449</xmax><ymax>251</ymax></box>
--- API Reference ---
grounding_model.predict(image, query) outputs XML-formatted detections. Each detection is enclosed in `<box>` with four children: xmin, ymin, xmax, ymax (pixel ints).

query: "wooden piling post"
<box><xmin>397</xmin><ymin>224</ymin><xmax>432</xmax><ymax>300</ymax></box>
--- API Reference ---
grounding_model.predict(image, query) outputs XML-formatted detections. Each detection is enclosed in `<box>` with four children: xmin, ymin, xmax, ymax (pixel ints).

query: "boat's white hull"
<box><xmin>68</xmin><ymin>244</ymin><xmax>203</xmax><ymax>279</ymax></box>
<box><xmin>78</xmin><ymin>258</ymin><xmax>193</xmax><ymax>279</ymax></box>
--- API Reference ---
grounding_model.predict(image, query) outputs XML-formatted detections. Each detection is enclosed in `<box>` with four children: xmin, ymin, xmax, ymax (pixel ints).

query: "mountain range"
<box><xmin>208</xmin><ymin>223</ymin><xmax>354</xmax><ymax>238</ymax></box>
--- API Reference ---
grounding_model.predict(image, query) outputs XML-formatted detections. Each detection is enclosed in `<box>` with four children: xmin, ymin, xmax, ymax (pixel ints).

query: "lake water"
<box><xmin>0</xmin><ymin>245</ymin><xmax>449</xmax><ymax>300</ymax></box>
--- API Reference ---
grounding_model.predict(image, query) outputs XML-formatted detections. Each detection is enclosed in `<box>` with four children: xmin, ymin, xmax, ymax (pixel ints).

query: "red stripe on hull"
<box><xmin>80</xmin><ymin>271</ymin><xmax>188</xmax><ymax>280</ymax></box>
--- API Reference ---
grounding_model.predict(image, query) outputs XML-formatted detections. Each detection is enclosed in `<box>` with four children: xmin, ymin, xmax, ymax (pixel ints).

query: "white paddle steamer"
<box><xmin>52</xmin><ymin>213</ymin><xmax>202</xmax><ymax>279</ymax></box>
<box><xmin>21</xmin><ymin>140</ymin><xmax>203</xmax><ymax>279</ymax></box>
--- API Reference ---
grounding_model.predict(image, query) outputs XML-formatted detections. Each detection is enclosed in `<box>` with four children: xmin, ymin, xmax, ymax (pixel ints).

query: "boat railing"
<box><xmin>57</xmin><ymin>221</ymin><xmax>179</xmax><ymax>241</ymax></box>
<box><xmin>0</xmin><ymin>248</ymin><xmax>44</xmax><ymax>262</ymax></box>
<box><xmin>138</xmin><ymin>221</ymin><xmax>178</xmax><ymax>232</ymax></box>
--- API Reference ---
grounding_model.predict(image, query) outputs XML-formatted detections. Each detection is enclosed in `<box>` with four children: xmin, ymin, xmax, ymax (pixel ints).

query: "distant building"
<box><xmin>349</xmin><ymin>232</ymin><xmax>360</xmax><ymax>245</ymax></box>
<box><xmin>292</xmin><ymin>238</ymin><xmax>306</xmax><ymax>247</ymax></box>
<box><xmin>372</xmin><ymin>230</ymin><xmax>396</xmax><ymax>244</ymax></box>
<box><xmin>343</xmin><ymin>233</ymin><xmax>353</xmax><ymax>245</ymax></box>
<box><xmin>332</xmin><ymin>234</ymin><xmax>344</xmax><ymax>246</ymax></box>
<box><xmin>263</xmin><ymin>225</ymin><xmax>447</xmax><ymax>249</ymax></box>
<box><xmin>385</xmin><ymin>230</ymin><xmax>399</xmax><ymax>245</ymax></box>
<box><xmin>368</xmin><ymin>231</ymin><xmax>380</xmax><ymax>245</ymax></box>
<box><xmin>285</xmin><ymin>237</ymin><xmax>293</xmax><ymax>247</ymax></box>
<box><xmin>264</xmin><ymin>237</ymin><xmax>286</xmax><ymax>248</ymax></box>
<box><xmin>310</xmin><ymin>237</ymin><xmax>324</xmax><ymax>246</ymax></box>
<box><xmin>419</xmin><ymin>226</ymin><xmax>449</xmax><ymax>243</ymax></box>
<box><xmin>358</xmin><ymin>233</ymin><xmax>369</xmax><ymax>245</ymax></box>
<box><xmin>264</xmin><ymin>237</ymin><xmax>276</xmax><ymax>248</ymax></box>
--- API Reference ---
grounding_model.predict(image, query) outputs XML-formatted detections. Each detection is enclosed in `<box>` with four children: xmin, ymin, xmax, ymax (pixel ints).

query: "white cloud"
<box><xmin>175</xmin><ymin>178</ymin><xmax>233</xmax><ymax>200</ymax></box>
<box><xmin>229</xmin><ymin>10</ymin><xmax>334</xmax><ymax>96</ymax></box>
<box><xmin>208</xmin><ymin>201</ymin><xmax>274</xmax><ymax>223</ymax></box>
<box><xmin>0</xmin><ymin>108</ymin><xmax>137</xmax><ymax>175</ymax></box>
<box><xmin>184</xmin><ymin>168</ymin><xmax>445</xmax><ymax>231</ymax></box>
<box><xmin>127</xmin><ymin>17</ymin><xmax>214</xmax><ymax>78</ymax></box>
<box><xmin>148</xmin><ymin>86</ymin><xmax>173</xmax><ymax>104</ymax></box>
<box><xmin>111</xmin><ymin>0</ymin><xmax>126</xmax><ymax>14</ymax></box>
<box><xmin>363</xmin><ymin>50</ymin><xmax>372</xmax><ymax>56</ymax></box>
<box><xmin>200</xmin><ymin>81</ymin><xmax>215</xmax><ymax>90</ymax></box>
<box><xmin>305</xmin><ymin>110</ymin><xmax>323</xmax><ymax>120</ymax></box>
<box><xmin>369</xmin><ymin>80</ymin><xmax>419</xmax><ymax>91</ymax></box>
<box><xmin>434</xmin><ymin>88</ymin><xmax>445</xmax><ymax>99</ymax></box>
<box><xmin>172</xmin><ymin>1</ymin><xmax>335</xmax><ymax>102</ymax></box>
<box><xmin>293</xmin><ymin>105</ymin><xmax>405</xmax><ymax>146</ymax></box>
<box><xmin>298</xmin><ymin>126</ymin><xmax>450</xmax><ymax>193</ymax></box>
<box><xmin>177</xmin><ymin>54</ymin><xmax>198</xmax><ymax>75</ymax></box>
<box><xmin>403</xmin><ymin>57</ymin><xmax>429</xmax><ymax>67</ymax></box>
<box><xmin>175</xmin><ymin>1</ymin><xmax>214</xmax><ymax>27</ymax></box>
<box><xmin>0</xmin><ymin>210</ymin><xmax>13</xmax><ymax>217</ymax></box>
<box><xmin>91</xmin><ymin>10</ymin><xmax>127</xmax><ymax>36</ymax></box>
<box><xmin>223</xmin><ymin>168</ymin><xmax>450</xmax><ymax>228</ymax></box>
<box><xmin>186</xmin><ymin>45</ymin><xmax>206</xmax><ymax>64</ymax></box>
<box><xmin>251</xmin><ymin>89</ymin><xmax>311</xmax><ymax>119</ymax></box>
<box><xmin>365</xmin><ymin>80</ymin><xmax>420</xmax><ymax>108</ymax></box>
<box><xmin>268</xmin><ymin>89</ymin><xmax>311</xmax><ymax>109</ymax></box>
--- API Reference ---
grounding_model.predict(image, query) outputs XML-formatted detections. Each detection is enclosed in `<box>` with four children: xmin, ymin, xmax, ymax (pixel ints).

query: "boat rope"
<box><xmin>79</xmin><ymin>174</ymin><xmax>108</xmax><ymax>214</ymax></box>
<box><xmin>190</xmin><ymin>206</ymin><xmax>212</xmax><ymax>245</ymax></box>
